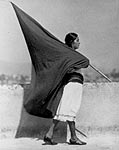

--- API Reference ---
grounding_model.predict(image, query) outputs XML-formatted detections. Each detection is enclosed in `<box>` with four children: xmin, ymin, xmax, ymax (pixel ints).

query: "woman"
<box><xmin>43</xmin><ymin>33</ymin><xmax>89</xmax><ymax>145</ymax></box>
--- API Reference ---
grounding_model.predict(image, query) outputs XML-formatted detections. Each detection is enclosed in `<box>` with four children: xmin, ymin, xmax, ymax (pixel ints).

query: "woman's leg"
<box><xmin>67</xmin><ymin>120</ymin><xmax>87</xmax><ymax>145</ymax></box>
<box><xmin>45</xmin><ymin>119</ymin><xmax>59</xmax><ymax>139</ymax></box>
<box><xmin>67</xmin><ymin>121</ymin><xmax>77</xmax><ymax>140</ymax></box>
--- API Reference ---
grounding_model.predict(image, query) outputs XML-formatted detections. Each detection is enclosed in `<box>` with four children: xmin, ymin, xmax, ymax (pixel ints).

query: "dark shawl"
<box><xmin>11</xmin><ymin>3</ymin><xmax>89</xmax><ymax>118</ymax></box>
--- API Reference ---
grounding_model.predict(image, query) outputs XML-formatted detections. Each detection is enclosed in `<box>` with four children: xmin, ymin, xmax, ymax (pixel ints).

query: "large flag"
<box><xmin>11</xmin><ymin>3</ymin><xmax>89</xmax><ymax>118</ymax></box>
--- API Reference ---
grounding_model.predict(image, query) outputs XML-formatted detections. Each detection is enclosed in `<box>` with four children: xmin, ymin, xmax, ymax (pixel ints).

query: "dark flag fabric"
<box><xmin>11</xmin><ymin>3</ymin><xmax>89</xmax><ymax>118</ymax></box>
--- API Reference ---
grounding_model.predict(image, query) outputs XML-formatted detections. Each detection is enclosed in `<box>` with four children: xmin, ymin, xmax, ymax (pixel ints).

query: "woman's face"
<box><xmin>72</xmin><ymin>37</ymin><xmax>80</xmax><ymax>50</ymax></box>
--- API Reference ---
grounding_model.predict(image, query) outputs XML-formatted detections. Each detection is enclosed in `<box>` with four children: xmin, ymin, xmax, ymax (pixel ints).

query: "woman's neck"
<box><xmin>71</xmin><ymin>46</ymin><xmax>76</xmax><ymax>50</ymax></box>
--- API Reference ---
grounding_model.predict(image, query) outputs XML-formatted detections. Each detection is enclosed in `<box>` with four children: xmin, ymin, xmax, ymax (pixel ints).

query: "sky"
<box><xmin>0</xmin><ymin>0</ymin><xmax>119</xmax><ymax>75</ymax></box>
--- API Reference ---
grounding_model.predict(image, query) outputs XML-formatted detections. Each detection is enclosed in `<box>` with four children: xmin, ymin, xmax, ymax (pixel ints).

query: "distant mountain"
<box><xmin>0</xmin><ymin>60</ymin><xmax>31</xmax><ymax>75</ymax></box>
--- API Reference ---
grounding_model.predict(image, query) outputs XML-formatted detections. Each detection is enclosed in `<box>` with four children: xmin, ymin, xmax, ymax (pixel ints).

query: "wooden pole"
<box><xmin>89</xmin><ymin>64</ymin><xmax>112</xmax><ymax>82</ymax></box>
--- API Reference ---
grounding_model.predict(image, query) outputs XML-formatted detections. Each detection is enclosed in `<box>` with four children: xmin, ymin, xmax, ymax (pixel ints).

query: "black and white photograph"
<box><xmin>0</xmin><ymin>0</ymin><xmax>119</xmax><ymax>149</ymax></box>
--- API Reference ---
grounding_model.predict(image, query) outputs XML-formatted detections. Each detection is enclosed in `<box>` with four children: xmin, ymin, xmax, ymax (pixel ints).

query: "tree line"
<box><xmin>0</xmin><ymin>68</ymin><xmax>119</xmax><ymax>85</ymax></box>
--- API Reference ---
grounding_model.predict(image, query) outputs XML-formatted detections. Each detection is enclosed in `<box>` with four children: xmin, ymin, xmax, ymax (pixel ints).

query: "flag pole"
<box><xmin>89</xmin><ymin>64</ymin><xmax>112</xmax><ymax>82</ymax></box>
<box><xmin>75</xmin><ymin>128</ymin><xmax>87</xmax><ymax>138</ymax></box>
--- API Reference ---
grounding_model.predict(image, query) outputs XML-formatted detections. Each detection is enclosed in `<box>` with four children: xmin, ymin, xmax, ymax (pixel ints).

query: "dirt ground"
<box><xmin>0</xmin><ymin>84</ymin><xmax>119</xmax><ymax>150</ymax></box>
<box><xmin>0</xmin><ymin>135</ymin><xmax>119</xmax><ymax>150</ymax></box>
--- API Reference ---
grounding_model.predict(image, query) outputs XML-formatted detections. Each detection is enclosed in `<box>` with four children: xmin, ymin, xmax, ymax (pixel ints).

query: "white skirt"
<box><xmin>54</xmin><ymin>82</ymin><xmax>83</xmax><ymax>122</ymax></box>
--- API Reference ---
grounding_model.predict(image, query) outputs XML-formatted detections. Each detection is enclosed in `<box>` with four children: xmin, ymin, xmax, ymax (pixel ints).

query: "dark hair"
<box><xmin>65</xmin><ymin>32</ymin><xmax>78</xmax><ymax>47</ymax></box>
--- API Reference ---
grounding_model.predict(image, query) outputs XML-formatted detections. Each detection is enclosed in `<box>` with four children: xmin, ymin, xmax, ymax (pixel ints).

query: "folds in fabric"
<box><xmin>11</xmin><ymin>3</ymin><xmax>89</xmax><ymax>118</ymax></box>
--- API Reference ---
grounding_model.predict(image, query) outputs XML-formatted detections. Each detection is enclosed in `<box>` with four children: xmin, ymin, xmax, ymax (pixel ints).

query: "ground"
<box><xmin>0</xmin><ymin>135</ymin><xmax>119</xmax><ymax>150</ymax></box>
<box><xmin>0</xmin><ymin>84</ymin><xmax>119</xmax><ymax>150</ymax></box>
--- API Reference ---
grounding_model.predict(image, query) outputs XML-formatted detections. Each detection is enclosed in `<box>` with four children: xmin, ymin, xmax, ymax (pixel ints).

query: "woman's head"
<box><xmin>64</xmin><ymin>32</ymin><xmax>80</xmax><ymax>50</ymax></box>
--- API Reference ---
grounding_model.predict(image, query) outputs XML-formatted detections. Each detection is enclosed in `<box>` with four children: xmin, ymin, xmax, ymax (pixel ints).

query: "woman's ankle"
<box><xmin>45</xmin><ymin>133</ymin><xmax>53</xmax><ymax>139</ymax></box>
<box><xmin>70</xmin><ymin>136</ymin><xmax>79</xmax><ymax>140</ymax></box>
